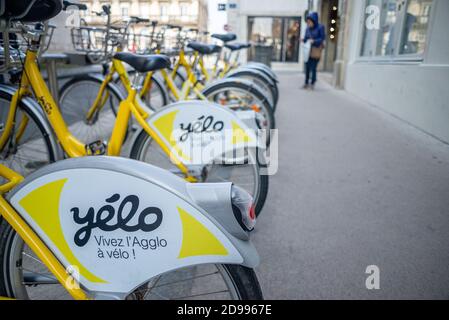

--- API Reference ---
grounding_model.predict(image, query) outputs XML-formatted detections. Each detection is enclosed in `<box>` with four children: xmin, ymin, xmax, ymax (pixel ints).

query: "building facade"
<box><xmin>79</xmin><ymin>0</ymin><xmax>208</xmax><ymax>30</ymax></box>
<box><xmin>335</xmin><ymin>0</ymin><xmax>449</xmax><ymax>143</ymax></box>
<box><xmin>217</xmin><ymin>0</ymin><xmax>313</xmax><ymax>64</ymax></box>
<box><xmin>213</xmin><ymin>0</ymin><xmax>340</xmax><ymax>67</ymax></box>
<box><xmin>49</xmin><ymin>0</ymin><xmax>208</xmax><ymax>52</ymax></box>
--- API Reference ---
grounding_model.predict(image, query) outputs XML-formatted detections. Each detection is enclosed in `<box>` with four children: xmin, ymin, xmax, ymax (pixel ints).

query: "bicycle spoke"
<box><xmin>173</xmin><ymin>290</ymin><xmax>230</xmax><ymax>300</ymax></box>
<box><xmin>153</xmin><ymin>271</ymin><xmax>220</xmax><ymax>289</ymax></box>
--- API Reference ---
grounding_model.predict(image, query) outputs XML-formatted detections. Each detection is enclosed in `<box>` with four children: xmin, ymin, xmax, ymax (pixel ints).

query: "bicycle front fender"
<box><xmin>7</xmin><ymin>157</ymin><xmax>258</xmax><ymax>298</ymax></box>
<box><xmin>132</xmin><ymin>100</ymin><xmax>264</xmax><ymax>166</ymax></box>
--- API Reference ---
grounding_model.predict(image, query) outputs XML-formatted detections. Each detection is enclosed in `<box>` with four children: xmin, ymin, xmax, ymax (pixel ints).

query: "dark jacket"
<box><xmin>303</xmin><ymin>12</ymin><xmax>326</xmax><ymax>48</ymax></box>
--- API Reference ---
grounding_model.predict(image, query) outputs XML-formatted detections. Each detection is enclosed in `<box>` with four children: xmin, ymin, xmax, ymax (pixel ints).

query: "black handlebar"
<box><xmin>130</xmin><ymin>16</ymin><xmax>150</xmax><ymax>24</ymax></box>
<box><xmin>102</xmin><ymin>4</ymin><xmax>111</xmax><ymax>15</ymax></box>
<box><xmin>166</xmin><ymin>24</ymin><xmax>182</xmax><ymax>30</ymax></box>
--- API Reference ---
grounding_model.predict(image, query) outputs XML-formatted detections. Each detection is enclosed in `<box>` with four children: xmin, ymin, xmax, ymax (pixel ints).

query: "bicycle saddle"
<box><xmin>211</xmin><ymin>33</ymin><xmax>237</xmax><ymax>43</ymax></box>
<box><xmin>225</xmin><ymin>42</ymin><xmax>252</xmax><ymax>51</ymax></box>
<box><xmin>1</xmin><ymin>0</ymin><xmax>62</xmax><ymax>22</ymax></box>
<box><xmin>187</xmin><ymin>42</ymin><xmax>222</xmax><ymax>55</ymax></box>
<box><xmin>113</xmin><ymin>53</ymin><xmax>171</xmax><ymax>73</ymax></box>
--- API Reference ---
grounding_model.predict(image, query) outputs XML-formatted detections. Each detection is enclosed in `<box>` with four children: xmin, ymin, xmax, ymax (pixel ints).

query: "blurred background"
<box><xmin>49</xmin><ymin>0</ymin><xmax>449</xmax><ymax>144</ymax></box>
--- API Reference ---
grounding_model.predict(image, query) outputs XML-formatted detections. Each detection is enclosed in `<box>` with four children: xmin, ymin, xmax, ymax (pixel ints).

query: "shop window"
<box><xmin>121</xmin><ymin>6</ymin><xmax>129</xmax><ymax>18</ymax></box>
<box><xmin>360</xmin><ymin>0</ymin><xmax>432</xmax><ymax>59</ymax></box>
<box><xmin>160</xmin><ymin>3</ymin><xmax>169</xmax><ymax>22</ymax></box>
<box><xmin>180</xmin><ymin>3</ymin><xmax>189</xmax><ymax>16</ymax></box>
<box><xmin>248</xmin><ymin>17</ymin><xmax>301</xmax><ymax>63</ymax></box>
<box><xmin>399</xmin><ymin>0</ymin><xmax>432</xmax><ymax>55</ymax></box>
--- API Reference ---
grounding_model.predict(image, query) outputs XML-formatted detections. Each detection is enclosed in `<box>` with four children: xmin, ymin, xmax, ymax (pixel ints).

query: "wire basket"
<box><xmin>126</xmin><ymin>32</ymin><xmax>155</xmax><ymax>54</ymax></box>
<box><xmin>0</xmin><ymin>22</ymin><xmax>56</xmax><ymax>72</ymax></box>
<box><xmin>0</xmin><ymin>28</ymin><xmax>28</xmax><ymax>72</ymax></box>
<box><xmin>39</xmin><ymin>23</ymin><xmax>56</xmax><ymax>54</ymax></box>
<box><xmin>71</xmin><ymin>25</ymin><xmax>128</xmax><ymax>63</ymax></box>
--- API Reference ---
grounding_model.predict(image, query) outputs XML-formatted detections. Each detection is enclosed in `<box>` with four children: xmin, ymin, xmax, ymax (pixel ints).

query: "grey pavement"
<box><xmin>253</xmin><ymin>70</ymin><xmax>449</xmax><ymax>299</ymax></box>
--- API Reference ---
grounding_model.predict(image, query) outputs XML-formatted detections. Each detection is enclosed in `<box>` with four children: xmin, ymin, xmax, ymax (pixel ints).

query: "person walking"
<box><xmin>302</xmin><ymin>12</ymin><xmax>326</xmax><ymax>90</ymax></box>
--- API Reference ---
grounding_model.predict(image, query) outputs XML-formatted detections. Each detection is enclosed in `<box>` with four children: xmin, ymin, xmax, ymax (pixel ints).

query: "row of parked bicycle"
<box><xmin>0</xmin><ymin>0</ymin><xmax>279</xmax><ymax>300</ymax></box>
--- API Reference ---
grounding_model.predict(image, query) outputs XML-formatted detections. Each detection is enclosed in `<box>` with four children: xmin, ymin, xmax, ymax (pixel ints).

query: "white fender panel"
<box><xmin>146</xmin><ymin>100</ymin><xmax>263</xmax><ymax>165</ymax></box>
<box><xmin>8</xmin><ymin>157</ymin><xmax>259</xmax><ymax>295</ymax></box>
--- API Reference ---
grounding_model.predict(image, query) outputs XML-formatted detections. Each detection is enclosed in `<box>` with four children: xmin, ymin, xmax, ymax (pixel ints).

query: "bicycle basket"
<box><xmin>126</xmin><ymin>31</ymin><xmax>155</xmax><ymax>54</ymax></box>
<box><xmin>0</xmin><ymin>22</ymin><xmax>56</xmax><ymax>72</ymax></box>
<box><xmin>71</xmin><ymin>25</ymin><xmax>127</xmax><ymax>63</ymax></box>
<box><xmin>39</xmin><ymin>23</ymin><xmax>56</xmax><ymax>54</ymax></box>
<box><xmin>0</xmin><ymin>30</ymin><xmax>27</xmax><ymax>72</ymax></box>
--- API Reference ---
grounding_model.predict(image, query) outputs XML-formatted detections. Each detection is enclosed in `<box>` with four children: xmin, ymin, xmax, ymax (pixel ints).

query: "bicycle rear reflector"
<box><xmin>231</xmin><ymin>185</ymin><xmax>256</xmax><ymax>232</ymax></box>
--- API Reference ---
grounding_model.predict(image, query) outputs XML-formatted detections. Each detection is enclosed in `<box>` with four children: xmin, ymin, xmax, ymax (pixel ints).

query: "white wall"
<box><xmin>207</xmin><ymin>0</ymin><xmax>229</xmax><ymax>34</ymax></box>
<box><xmin>344</xmin><ymin>0</ymin><xmax>449</xmax><ymax>143</ymax></box>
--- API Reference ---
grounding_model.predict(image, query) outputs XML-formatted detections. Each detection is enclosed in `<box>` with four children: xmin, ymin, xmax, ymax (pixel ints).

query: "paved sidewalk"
<box><xmin>253</xmin><ymin>71</ymin><xmax>449</xmax><ymax>299</ymax></box>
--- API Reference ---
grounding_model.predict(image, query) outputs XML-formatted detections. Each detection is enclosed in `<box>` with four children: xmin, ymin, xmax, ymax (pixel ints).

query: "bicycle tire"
<box><xmin>0</xmin><ymin>89</ymin><xmax>58</xmax><ymax>178</ymax></box>
<box><xmin>245</xmin><ymin>65</ymin><xmax>279</xmax><ymax>93</ymax></box>
<box><xmin>58</xmin><ymin>74</ymin><xmax>126</xmax><ymax>145</ymax></box>
<box><xmin>129</xmin><ymin>130</ymin><xmax>269</xmax><ymax>216</ymax></box>
<box><xmin>202</xmin><ymin>78</ymin><xmax>276</xmax><ymax>142</ymax></box>
<box><xmin>226</xmin><ymin>68</ymin><xmax>278</xmax><ymax>111</ymax></box>
<box><xmin>0</xmin><ymin>218</ymin><xmax>263</xmax><ymax>300</ymax></box>
<box><xmin>246</xmin><ymin>62</ymin><xmax>278</xmax><ymax>81</ymax></box>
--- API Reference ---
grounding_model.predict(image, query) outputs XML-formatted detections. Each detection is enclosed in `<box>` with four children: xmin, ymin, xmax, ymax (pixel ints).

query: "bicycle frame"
<box><xmin>85</xmin><ymin>56</ymin><xmax>149</xmax><ymax>122</ymax></box>
<box><xmin>142</xmin><ymin>50</ymin><xmax>207</xmax><ymax>101</ymax></box>
<box><xmin>198</xmin><ymin>47</ymin><xmax>240</xmax><ymax>82</ymax></box>
<box><xmin>0</xmin><ymin>49</ymin><xmax>195</xmax><ymax>180</ymax></box>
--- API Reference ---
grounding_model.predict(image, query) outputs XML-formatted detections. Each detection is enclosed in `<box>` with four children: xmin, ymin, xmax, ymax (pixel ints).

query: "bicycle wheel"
<box><xmin>226</xmin><ymin>68</ymin><xmax>278</xmax><ymax>111</ymax></box>
<box><xmin>246</xmin><ymin>62</ymin><xmax>278</xmax><ymax>81</ymax></box>
<box><xmin>202</xmin><ymin>79</ymin><xmax>276</xmax><ymax>136</ymax></box>
<box><xmin>130</xmin><ymin>130</ymin><xmax>269</xmax><ymax>216</ymax></box>
<box><xmin>0</xmin><ymin>219</ymin><xmax>263</xmax><ymax>300</ymax></box>
<box><xmin>0</xmin><ymin>90</ymin><xmax>57</xmax><ymax>179</ymax></box>
<box><xmin>59</xmin><ymin>75</ymin><xmax>124</xmax><ymax>145</ymax></box>
<box><xmin>245</xmin><ymin>65</ymin><xmax>279</xmax><ymax>96</ymax></box>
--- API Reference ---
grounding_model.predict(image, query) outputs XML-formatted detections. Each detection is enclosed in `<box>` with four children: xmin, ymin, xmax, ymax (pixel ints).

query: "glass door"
<box><xmin>248</xmin><ymin>16</ymin><xmax>301</xmax><ymax>62</ymax></box>
<box><xmin>285</xmin><ymin>18</ymin><xmax>301</xmax><ymax>62</ymax></box>
<box><xmin>248</xmin><ymin>17</ymin><xmax>283</xmax><ymax>61</ymax></box>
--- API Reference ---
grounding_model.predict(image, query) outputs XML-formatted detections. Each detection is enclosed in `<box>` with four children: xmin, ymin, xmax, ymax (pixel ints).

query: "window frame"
<box><xmin>357</xmin><ymin>0</ymin><xmax>435</xmax><ymax>63</ymax></box>
<box><xmin>180</xmin><ymin>2</ymin><xmax>189</xmax><ymax>17</ymax></box>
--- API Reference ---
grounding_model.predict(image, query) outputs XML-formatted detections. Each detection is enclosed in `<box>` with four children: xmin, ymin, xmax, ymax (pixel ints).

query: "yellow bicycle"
<box><xmin>0</xmin><ymin>154</ymin><xmax>262</xmax><ymax>300</ymax></box>
<box><xmin>0</xmin><ymin>5</ymin><xmax>269</xmax><ymax>215</ymax></box>
<box><xmin>59</xmin><ymin>9</ymin><xmax>275</xmax><ymax>147</ymax></box>
<box><xmin>156</xmin><ymin>29</ymin><xmax>279</xmax><ymax>110</ymax></box>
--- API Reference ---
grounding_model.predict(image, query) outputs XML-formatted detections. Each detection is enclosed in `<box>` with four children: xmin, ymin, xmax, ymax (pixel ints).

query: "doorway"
<box><xmin>248</xmin><ymin>16</ymin><xmax>301</xmax><ymax>63</ymax></box>
<box><xmin>319</xmin><ymin>0</ymin><xmax>339</xmax><ymax>72</ymax></box>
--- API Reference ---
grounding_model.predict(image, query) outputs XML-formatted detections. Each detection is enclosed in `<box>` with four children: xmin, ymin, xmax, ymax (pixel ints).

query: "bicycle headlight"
<box><xmin>231</xmin><ymin>185</ymin><xmax>256</xmax><ymax>232</ymax></box>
